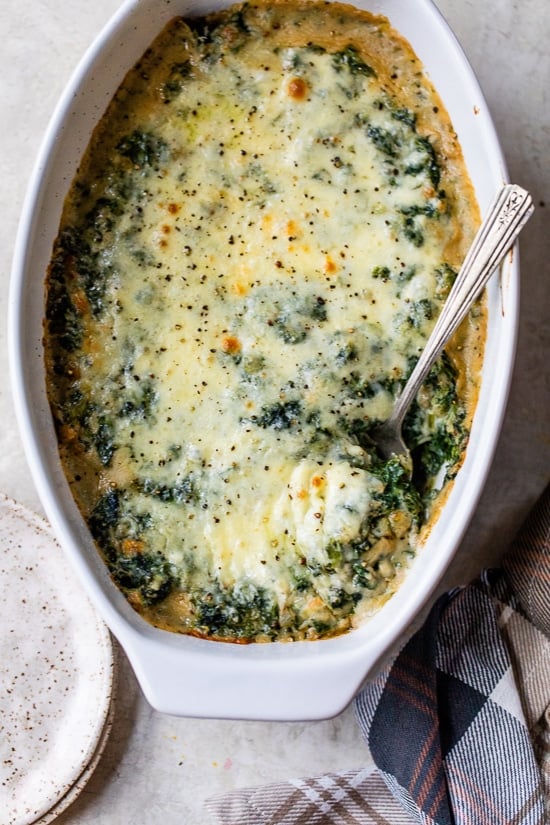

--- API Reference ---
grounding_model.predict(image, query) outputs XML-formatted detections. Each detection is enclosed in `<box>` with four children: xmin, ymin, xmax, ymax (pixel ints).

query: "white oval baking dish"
<box><xmin>9</xmin><ymin>0</ymin><xmax>513</xmax><ymax>720</ymax></box>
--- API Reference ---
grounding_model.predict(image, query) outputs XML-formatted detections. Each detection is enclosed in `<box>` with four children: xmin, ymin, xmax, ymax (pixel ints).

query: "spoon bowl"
<box><xmin>370</xmin><ymin>183</ymin><xmax>534</xmax><ymax>473</ymax></box>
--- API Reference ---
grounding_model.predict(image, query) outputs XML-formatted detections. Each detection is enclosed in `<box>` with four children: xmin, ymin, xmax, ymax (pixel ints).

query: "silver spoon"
<box><xmin>369</xmin><ymin>183</ymin><xmax>534</xmax><ymax>475</ymax></box>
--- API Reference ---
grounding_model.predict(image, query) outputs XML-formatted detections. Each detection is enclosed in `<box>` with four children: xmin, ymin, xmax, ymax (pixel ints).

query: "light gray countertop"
<box><xmin>0</xmin><ymin>0</ymin><xmax>548</xmax><ymax>821</ymax></box>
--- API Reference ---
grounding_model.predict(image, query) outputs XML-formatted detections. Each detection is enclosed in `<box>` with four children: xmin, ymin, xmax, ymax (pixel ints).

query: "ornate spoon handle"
<box><xmin>389</xmin><ymin>183</ymin><xmax>534</xmax><ymax>431</ymax></box>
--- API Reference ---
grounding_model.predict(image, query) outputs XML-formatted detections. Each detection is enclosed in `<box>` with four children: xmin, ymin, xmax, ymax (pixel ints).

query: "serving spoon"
<box><xmin>369</xmin><ymin>183</ymin><xmax>534</xmax><ymax>475</ymax></box>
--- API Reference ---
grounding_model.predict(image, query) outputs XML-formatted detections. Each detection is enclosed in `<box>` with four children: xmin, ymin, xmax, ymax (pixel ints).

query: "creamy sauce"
<box><xmin>44</xmin><ymin>0</ymin><xmax>483</xmax><ymax>641</ymax></box>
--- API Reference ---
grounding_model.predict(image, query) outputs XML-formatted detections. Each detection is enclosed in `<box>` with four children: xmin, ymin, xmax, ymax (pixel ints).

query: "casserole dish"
<box><xmin>9</xmin><ymin>0</ymin><xmax>513</xmax><ymax>720</ymax></box>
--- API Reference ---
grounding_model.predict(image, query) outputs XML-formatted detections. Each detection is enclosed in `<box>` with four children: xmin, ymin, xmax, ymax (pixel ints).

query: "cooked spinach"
<box><xmin>113</xmin><ymin>551</ymin><xmax>177</xmax><ymax>605</ymax></box>
<box><xmin>332</xmin><ymin>45</ymin><xmax>376</xmax><ymax>77</ymax></box>
<box><xmin>406</xmin><ymin>136</ymin><xmax>441</xmax><ymax>188</ymax></box>
<box><xmin>119</xmin><ymin>378</ymin><xmax>158</xmax><ymax>421</ymax></box>
<box><xmin>195</xmin><ymin>582</ymin><xmax>278</xmax><ymax>639</ymax></box>
<box><xmin>249</xmin><ymin>400</ymin><xmax>303</xmax><ymax>430</ymax></box>
<box><xmin>403</xmin><ymin>353</ymin><xmax>469</xmax><ymax>483</ymax></box>
<box><xmin>161</xmin><ymin>60</ymin><xmax>193</xmax><ymax>100</ymax></box>
<box><xmin>89</xmin><ymin>488</ymin><xmax>121</xmax><ymax>548</ymax></box>
<box><xmin>271</xmin><ymin>294</ymin><xmax>327</xmax><ymax>344</ymax></box>
<box><xmin>136</xmin><ymin>475</ymin><xmax>199</xmax><ymax>505</ymax></box>
<box><xmin>45</xmin><ymin>278</ymin><xmax>84</xmax><ymax>353</ymax></box>
<box><xmin>117</xmin><ymin>130</ymin><xmax>170</xmax><ymax>170</ymax></box>
<box><xmin>90</xmin><ymin>488</ymin><xmax>176</xmax><ymax>604</ymax></box>
<box><xmin>50</xmin><ymin>226</ymin><xmax>115</xmax><ymax>317</ymax></box>
<box><xmin>370</xmin><ymin>456</ymin><xmax>422</xmax><ymax>519</ymax></box>
<box><xmin>366</xmin><ymin>124</ymin><xmax>401</xmax><ymax>157</ymax></box>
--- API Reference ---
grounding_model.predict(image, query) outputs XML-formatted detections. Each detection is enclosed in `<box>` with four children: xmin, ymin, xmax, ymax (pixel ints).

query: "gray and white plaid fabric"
<box><xmin>206</xmin><ymin>483</ymin><xmax>550</xmax><ymax>825</ymax></box>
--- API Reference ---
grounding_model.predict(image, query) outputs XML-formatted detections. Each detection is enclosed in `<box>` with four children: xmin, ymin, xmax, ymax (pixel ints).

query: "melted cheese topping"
<box><xmin>45</xmin><ymin>0</ymin><xmax>483</xmax><ymax>642</ymax></box>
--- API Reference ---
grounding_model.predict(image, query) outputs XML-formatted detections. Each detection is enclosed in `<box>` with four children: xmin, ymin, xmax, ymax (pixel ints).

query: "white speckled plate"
<box><xmin>0</xmin><ymin>495</ymin><xmax>114</xmax><ymax>825</ymax></box>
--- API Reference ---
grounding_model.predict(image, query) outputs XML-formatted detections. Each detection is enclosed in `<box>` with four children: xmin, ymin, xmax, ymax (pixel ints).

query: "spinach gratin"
<box><xmin>44</xmin><ymin>0</ymin><xmax>484</xmax><ymax>642</ymax></box>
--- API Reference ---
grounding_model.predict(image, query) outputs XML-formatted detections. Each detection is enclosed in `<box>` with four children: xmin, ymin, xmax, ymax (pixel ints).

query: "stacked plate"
<box><xmin>0</xmin><ymin>495</ymin><xmax>114</xmax><ymax>824</ymax></box>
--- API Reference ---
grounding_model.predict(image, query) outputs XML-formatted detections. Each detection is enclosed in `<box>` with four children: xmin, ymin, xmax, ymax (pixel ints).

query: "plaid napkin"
<box><xmin>205</xmin><ymin>482</ymin><xmax>550</xmax><ymax>825</ymax></box>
